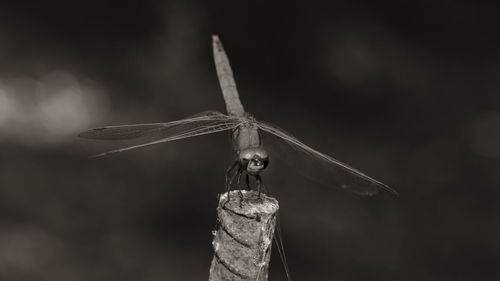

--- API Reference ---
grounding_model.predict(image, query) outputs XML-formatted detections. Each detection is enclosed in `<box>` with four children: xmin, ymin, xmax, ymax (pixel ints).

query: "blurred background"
<box><xmin>0</xmin><ymin>0</ymin><xmax>499</xmax><ymax>280</ymax></box>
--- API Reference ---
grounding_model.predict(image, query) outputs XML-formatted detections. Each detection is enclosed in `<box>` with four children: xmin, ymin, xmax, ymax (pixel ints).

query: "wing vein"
<box><xmin>257</xmin><ymin>121</ymin><xmax>398</xmax><ymax>196</ymax></box>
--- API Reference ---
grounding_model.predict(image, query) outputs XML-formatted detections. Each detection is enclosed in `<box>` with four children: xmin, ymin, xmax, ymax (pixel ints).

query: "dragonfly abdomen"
<box><xmin>212</xmin><ymin>35</ymin><xmax>245</xmax><ymax>117</ymax></box>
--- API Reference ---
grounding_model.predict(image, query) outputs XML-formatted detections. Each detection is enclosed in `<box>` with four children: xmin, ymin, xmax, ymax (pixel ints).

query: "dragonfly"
<box><xmin>79</xmin><ymin>35</ymin><xmax>398</xmax><ymax>281</ymax></box>
<box><xmin>79</xmin><ymin>35</ymin><xmax>397</xmax><ymax>198</ymax></box>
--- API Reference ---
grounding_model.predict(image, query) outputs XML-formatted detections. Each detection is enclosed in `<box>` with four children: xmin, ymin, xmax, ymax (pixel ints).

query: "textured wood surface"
<box><xmin>209</xmin><ymin>190</ymin><xmax>279</xmax><ymax>281</ymax></box>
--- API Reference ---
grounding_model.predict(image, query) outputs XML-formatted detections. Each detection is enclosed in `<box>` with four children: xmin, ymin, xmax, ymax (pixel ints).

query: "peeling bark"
<box><xmin>209</xmin><ymin>190</ymin><xmax>279</xmax><ymax>281</ymax></box>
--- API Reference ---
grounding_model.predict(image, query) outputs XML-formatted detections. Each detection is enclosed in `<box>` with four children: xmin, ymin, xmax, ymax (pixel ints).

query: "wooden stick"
<box><xmin>209</xmin><ymin>190</ymin><xmax>279</xmax><ymax>281</ymax></box>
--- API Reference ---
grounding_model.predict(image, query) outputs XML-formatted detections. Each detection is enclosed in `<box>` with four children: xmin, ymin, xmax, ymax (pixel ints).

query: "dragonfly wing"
<box><xmin>79</xmin><ymin>111</ymin><xmax>240</xmax><ymax>157</ymax></box>
<box><xmin>257</xmin><ymin>121</ymin><xmax>398</xmax><ymax>197</ymax></box>
<box><xmin>79</xmin><ymin>123</ymin><xmax>170</xmax><ymax>140</ymax></box>
<box><xmin>78</xmin><ymin>111</ymin><xmax>231</xmax><ymax>140</ymax></box>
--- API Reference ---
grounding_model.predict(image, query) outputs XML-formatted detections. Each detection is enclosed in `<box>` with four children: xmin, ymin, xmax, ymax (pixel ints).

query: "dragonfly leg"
<box><xmin>225</xmin><ymin>160</ymin><xmax>238</xmax><ymax>204</ymax></box>
<box><xmin>256</xmin><ymin>175</ymin><xmax>269</xmax><ymax>200</ymax></box>
<box><xmin>245</xmin><ymin>174</ymin><xmax>250</xmax><ymax>190</ymax></box>
<box><xmin>236</xmin><ymin>171</ymin><xmax>244</xmax><ymax>208</ymax></box>
<box><xmin>256</xmin><ymin>175</ymin><xmax>263</xmax><ymax>199</ymax></box>
<box><xmin>261</xmin><ymin>179</ymin><xmax>268</xmax><ymax>194</ymax></box>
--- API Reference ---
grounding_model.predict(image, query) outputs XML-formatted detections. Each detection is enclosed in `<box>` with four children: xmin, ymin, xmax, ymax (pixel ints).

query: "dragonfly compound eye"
<box><xmin>245</xmin><ymin>156</ymin><xmax>268</xmax><ymax>175</ymax></box>
<box><xmin>238</xmin><ymin>148</ymin><xmax>269</xmax><ymax>175</ymax></box>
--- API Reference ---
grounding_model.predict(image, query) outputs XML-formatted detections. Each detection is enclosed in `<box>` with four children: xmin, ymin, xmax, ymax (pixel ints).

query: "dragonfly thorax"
<box><xmin>238</xmin><ymin>147</ymin><xmax>269</xmax><ymax>175</ymax></box>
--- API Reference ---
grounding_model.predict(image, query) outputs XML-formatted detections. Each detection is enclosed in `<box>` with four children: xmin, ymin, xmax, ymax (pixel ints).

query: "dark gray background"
<box><xmin>0</xmin><ymin>0</ymin><xmax>499</xmax><ymax>280</ymax></box>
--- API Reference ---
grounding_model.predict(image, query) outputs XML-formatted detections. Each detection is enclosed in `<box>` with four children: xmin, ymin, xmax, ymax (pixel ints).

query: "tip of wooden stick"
<box><xmin>219</xmin><ymin>190</ymin><xmax>279</xmax><ymax>216</ymax></box>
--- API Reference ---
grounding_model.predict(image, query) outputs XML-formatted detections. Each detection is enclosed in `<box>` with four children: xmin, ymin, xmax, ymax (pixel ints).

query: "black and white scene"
<box><xmin>0</xmin><ymin>1</ymin><xmax>498</xmax><ymax>280</ymax></box>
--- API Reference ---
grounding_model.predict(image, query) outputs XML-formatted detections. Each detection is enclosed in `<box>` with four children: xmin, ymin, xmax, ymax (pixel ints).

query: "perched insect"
<box><xmin>79</xmin><ymin>35</ymin><xmax>398</xmax><ymax>198</ymax></box>
<box><xmin>79</xmin><ymin>35</ymin><xmax>398</xmax><ymax>281</ymax></box>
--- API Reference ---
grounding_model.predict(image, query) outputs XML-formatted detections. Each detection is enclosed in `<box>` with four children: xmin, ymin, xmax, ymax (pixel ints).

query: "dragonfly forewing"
<box><xmin>79</xmin><ymin>111</ymin><xmax>241</xmax><ymax>157</ymax></box>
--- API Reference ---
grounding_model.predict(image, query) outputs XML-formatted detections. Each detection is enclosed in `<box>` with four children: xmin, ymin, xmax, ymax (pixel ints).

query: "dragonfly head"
<box><xmin>239</xmin><ymin>147</ymin><xmax>269</xmax><ymax>175</ymax></box>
